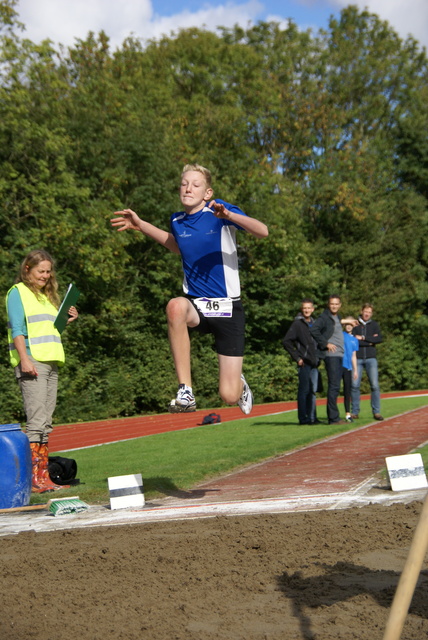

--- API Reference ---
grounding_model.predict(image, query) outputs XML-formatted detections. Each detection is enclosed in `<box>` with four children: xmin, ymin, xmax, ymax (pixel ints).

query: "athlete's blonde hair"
<box><xmin>181</xmin><ymin>164</ymin><xmax>212</xmax><ymax>188</ymax></box>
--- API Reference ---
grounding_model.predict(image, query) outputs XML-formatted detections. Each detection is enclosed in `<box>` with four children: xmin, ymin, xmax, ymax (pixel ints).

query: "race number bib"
<box><xmin>193</xmin><ymin>297</ymin><xmax>233</xmax><ymax>317</ymax></box>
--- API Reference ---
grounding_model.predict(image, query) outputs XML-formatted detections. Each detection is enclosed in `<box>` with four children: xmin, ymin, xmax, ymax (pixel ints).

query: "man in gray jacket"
<box><xmin>310</xmin><ymin>295</ymin><xmax>346</xmax><ymax>424</ymax></box>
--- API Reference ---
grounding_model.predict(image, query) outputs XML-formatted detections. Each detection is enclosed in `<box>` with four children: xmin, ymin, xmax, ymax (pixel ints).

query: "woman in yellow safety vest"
<box><xmin>6</xmin><ymin>250</ymin><xmax>78</xmax><ymax>493</ymax></box>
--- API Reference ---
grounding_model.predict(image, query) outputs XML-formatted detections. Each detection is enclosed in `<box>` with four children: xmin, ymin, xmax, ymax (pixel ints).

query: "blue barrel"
<box><xmin>0</xmin><ymin>424</ymin><xmax>32</xmax><ymax>509</ymax></box>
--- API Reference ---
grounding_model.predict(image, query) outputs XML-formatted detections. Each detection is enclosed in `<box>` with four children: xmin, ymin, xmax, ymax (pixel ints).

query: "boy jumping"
<box><xmin>111</xmin><ymin>164</ymin><xmax>268</xmax><ymax>414</ymax></box>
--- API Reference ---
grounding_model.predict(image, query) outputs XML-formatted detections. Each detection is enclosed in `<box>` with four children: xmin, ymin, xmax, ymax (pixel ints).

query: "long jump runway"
<box><xmin>1</xmin><ymin>394</ymin><xmax>428</xmax><ymax>536</ymax></box>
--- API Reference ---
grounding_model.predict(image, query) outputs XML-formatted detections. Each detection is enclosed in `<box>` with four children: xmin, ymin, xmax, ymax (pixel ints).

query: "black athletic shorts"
<box><xmin>188</xmin><ymin>298</ymin><xmax>245</xmax><ymax>357</ymax></box>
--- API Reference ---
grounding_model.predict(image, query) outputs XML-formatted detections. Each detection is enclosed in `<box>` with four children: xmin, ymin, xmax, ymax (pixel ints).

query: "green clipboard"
<box><xmin>54</xmin><ymin>283</ymin><xmax>80</xmax><ymax>334</ymax></box>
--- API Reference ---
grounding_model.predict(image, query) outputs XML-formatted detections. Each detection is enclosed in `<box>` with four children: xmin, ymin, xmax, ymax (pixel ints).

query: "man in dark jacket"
<box><xmin>351</xmin><ymin>304</ymin><xmax>383</xmax><ymax>420</ymax></box>
<box><xmin>310</xmin><ymin>295</ymin><xmax>346</xmax><ymax>424</ymax></box>
<box><xmin>283</xmin><ymin>299</ymin><xmax>319</xmax><ymax>425</ymax></box>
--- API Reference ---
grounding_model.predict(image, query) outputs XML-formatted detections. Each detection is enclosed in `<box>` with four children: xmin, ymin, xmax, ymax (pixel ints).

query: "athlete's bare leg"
<box><xmin>166</xmin><ymin>297</ymin><xmax>200</xmax><ymax>387</ymax></box>
<box><xmin>218</xmin><ymin>354</ymin><xmax>244</xmax><ymax>405</ymax></box>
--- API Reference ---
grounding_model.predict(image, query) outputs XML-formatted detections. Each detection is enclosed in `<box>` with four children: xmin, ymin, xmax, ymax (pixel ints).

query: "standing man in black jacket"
<box><xmin>283</xmin><ymin>299</ymin><xmax>320</xmax><ymax>425</ymax></box>
<box><xmin>351</xmin><ymin>304</ymin><xmax>383</xmax><ymax>420</ymax></box>
<box><xmin>310</xmin><ymin>295</ymin><xmax>346</xmax><ymax>425</ymax></box>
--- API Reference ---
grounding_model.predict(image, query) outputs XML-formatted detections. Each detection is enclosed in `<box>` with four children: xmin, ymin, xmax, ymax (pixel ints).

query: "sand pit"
<box><xmin>1</xmin><ymin>500</ymin><xmax>427</xmax><ymax>639</ymax></box>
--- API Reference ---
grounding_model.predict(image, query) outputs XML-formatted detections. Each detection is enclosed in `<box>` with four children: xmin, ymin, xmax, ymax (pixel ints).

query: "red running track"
<box><xmin>188</xmin><ymin>402</ymin><xmax>428</xmax><ymax>503</ymax></box>
<box><xmin>49</xmin><ymin>390</ymin><xmax>428</xmax><ymax>452</ymax></box>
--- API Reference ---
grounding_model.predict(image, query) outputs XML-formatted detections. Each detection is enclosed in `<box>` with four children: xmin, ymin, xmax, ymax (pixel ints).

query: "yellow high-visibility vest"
<box><xmin>6</xmin><ymin>282</ymin><xmax>65</xmax><ymax>367</ymax></box>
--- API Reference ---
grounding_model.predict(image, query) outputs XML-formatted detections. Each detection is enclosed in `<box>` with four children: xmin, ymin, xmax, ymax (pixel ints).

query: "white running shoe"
<box><xmin>168</xmin><ymin>384</ymin><xmax>196</xmax><ymax>413</ymax></box>
<box><xmin>238</xmin><ymin>375</ymin><xmax>253</xmax><ymax>415</ymax></box>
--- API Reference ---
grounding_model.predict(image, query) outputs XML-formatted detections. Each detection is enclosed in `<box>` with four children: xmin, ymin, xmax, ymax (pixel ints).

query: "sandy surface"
<box><xmin>1</xmin><ymin>501</ymin><xmax>427</xmax><ymax>640</ymax></box>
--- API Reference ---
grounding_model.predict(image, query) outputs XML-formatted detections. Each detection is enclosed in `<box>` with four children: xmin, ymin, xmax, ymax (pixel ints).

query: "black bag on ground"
<box><xmin>199</xmin><ymin>413</ymin><xmax>221</xmax><ymax>425</ymax></box>
<box><xmin>48</xmin><ymin>456</ymin><xmax>80</xmax><ymax>485</ymax></box>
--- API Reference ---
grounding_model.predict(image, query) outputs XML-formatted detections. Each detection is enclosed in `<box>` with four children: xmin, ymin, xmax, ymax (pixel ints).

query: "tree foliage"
<box><xmin>0</xmin><ymin>4</ymin><xmax>427</xmax><ymax>423</ymax></box>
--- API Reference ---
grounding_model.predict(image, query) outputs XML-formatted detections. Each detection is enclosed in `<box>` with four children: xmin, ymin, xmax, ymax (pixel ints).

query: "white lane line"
<box><xmin>1</xmin><ymin>486</ymin><xmax>427</xmax><ymax>537</ymax></box>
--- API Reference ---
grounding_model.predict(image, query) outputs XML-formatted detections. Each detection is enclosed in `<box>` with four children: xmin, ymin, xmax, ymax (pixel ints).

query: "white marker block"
<box><xmin>108</xmin><ymin>473</ymin><xmax>145</xmax><ymax>510</ymax></box>
<box><xmin>386</xmin><ymin>454</ymin><xmax>428</xmax><ymax>492</ymax></box>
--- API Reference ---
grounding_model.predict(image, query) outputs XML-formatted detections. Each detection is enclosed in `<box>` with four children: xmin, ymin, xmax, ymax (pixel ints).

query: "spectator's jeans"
<box><xmin>297</xmin><ymin>364</ymin><xmax>318</xmax><ymax>424</ymax></box>
<box><xmin>324</xmin><ymin>357</ymin><xmax>342</xmax><ymax>423</ymax></box>
<box><xmin>351</xmin><ymin>357</ymin><xmax>380</xmax><ymax>416</ymax></box>
<box><xmin>341</xmin><ymin>367</ymin><xmax>352</xmax><ymax>413</ymax></box>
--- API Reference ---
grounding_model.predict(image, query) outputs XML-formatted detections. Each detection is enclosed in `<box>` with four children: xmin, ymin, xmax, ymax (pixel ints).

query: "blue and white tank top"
<box><xmin>170</xmin><ymin>199</ymin><xmax>247</xmax><ymax>298</ymax></box>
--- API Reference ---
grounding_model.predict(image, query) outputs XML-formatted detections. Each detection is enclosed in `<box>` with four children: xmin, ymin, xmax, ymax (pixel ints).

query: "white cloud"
<box><xmin>17</xmin><ymin>0</ymin><xmax>152</xmax><ymax>49</ymax></box>
<box><xmin>264</xmin><ymin>14</ymin><xmax>290</xmax><ymax>31</ymax></box>
<box><xmin>329</xmin><ymin>0</ymin><xmax>428</xmax><ymax>48</ymax></box>
<box><xmin>17</xmin><ymin>0</ymin><xmax>263</xmax><ymax>50</ymax></box>
<box><xmin>147</xmin><ymin>1</ymin><xmax>263</xmax><ymax>41</ymax></box>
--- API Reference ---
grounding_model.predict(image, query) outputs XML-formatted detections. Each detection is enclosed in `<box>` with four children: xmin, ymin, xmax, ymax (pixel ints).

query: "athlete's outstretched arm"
<box><xmin>111</xmin><ymin>208</ymin><xmax>180</xmax><ymax>253</ymax></box>
<box><xmin>208</xmin><ymin>201</ymin><xmax>269</xmax><ymax>239</ymax></box>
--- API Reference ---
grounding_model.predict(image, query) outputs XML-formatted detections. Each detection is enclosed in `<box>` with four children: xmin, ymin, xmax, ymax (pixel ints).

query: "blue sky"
<box><xmin>151</xmin><ymin>0</ymin><xmax>335</xmax><ymax>25</ymax></box>
<box><xmin>16</xmin><ymin>0</ymin><xmax>428</xmax><ymax>51</ymax></box>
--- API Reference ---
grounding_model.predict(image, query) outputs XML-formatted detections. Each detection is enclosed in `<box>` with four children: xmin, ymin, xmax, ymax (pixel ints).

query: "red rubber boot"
<box><xmin>38</xmin><ymin>443</ymin><xmax>69</xmax><ymax>491</ymax></box>
<box><xmin>29</xmin><ymin>443</ymin><xmax>52</xmax><ymax>493</ymax></box>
